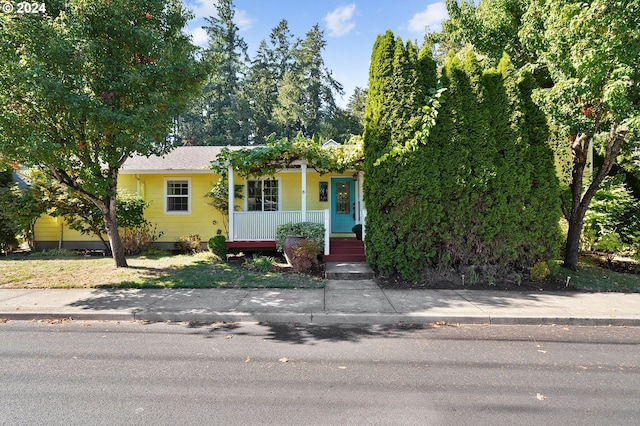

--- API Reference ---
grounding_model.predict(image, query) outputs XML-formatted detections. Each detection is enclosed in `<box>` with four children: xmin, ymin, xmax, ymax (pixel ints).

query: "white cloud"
<box><xmin>187</xmin><ymin>0</ymin><xmax>218</xmax><ymax>21</ymax></box>
<box><xmin>408</xmin><ymin>2</ymin><xmax>449</xmax><ymax>33</ymax></box>
<box><xmin>190</xmin><ymin>27</ymin><xmax>208</xmax><ymax>47</ymax></box>
<box><xmin>324</xmin><ymin>4</ymin><xmax>357</xmax><ymax>37</ymax></box>
<box><xmin>185</xmin><ymin>0</ymin><xmax>254</xmax><ymax>32</ymax></box>
<box><xmin>234</xmin><ymin>9</ymin><xmax>254</xmax><ymax>32</ymax></box>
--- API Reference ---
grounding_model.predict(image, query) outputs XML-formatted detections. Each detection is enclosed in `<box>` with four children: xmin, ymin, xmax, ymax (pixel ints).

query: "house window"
<box><xmin>247</xmin><ymin>179</ymin><xmax>279</xmax><ymax>211</ymax></box>
<box><xmin>165</xmin><ymin>178</ymin><xmax>191</xmax><ymax>214</ymax></box>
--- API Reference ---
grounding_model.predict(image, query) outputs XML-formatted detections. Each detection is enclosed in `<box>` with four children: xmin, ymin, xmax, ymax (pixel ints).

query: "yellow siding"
<box><xmin>136</xmin><ymin>173</ymin><xmax>225</xmax><ymax>242</ymax></box>
<box><xmin>33</xmin><ymin>214</ymin><xmax>61</xmax><ymax>242</ymax></box>
<box><xmin>34</xmin><ymin>168</ymin><xmax>355</xmax><ymax>247</ymax></box>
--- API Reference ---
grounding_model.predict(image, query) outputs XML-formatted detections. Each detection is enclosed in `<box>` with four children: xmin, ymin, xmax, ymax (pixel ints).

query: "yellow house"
<box><xmin>33</xmin><ymin>146</ymin><xmax>366</xmax><ymax>261</ymax></box>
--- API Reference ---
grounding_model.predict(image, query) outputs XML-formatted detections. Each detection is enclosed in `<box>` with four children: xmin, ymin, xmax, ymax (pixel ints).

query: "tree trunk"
<box><xmin>564</xmin><ymin>212</ymin><xmax>585</xmax><ymax>270</ymax></box>
<box><xmin>103</xmin><ymin>195</ymin><xmax>128</xmax><ymax>267</ymax></box>
<box><xmin>562</xmin><ymin>126</ymin><xmax>626</xmax><ymax>270</ymax></box>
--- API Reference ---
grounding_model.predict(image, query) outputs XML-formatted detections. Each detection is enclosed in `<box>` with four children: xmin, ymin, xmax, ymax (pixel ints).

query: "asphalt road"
<box><xmin>1</xmin><ymin>321</ymin><xmax>639</xmax><ymax>425</ymax></box>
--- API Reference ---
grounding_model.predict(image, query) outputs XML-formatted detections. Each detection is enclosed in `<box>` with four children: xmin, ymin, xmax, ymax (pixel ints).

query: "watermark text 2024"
<box><xmin>2</xmin><ymin>2</ymin><xmax>46</xmax><ymax>14</ymax></box>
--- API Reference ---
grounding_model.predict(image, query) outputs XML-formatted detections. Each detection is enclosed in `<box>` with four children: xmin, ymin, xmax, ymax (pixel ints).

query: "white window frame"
<box><xmin>245</xmin><ymin>177</ymin><xmax>282</xmax><ymax>212</ymax></box>
<box><xmin>164</xmin><ymin>177</ymin><xmax>191</xmax><ymax>215</ymax></box>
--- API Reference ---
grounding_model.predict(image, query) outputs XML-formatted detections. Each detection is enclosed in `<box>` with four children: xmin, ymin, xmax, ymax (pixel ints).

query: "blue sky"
<box><xmin>182</xmin><ymin>1</ymin><xmax>449</xmax><ymax>107</ymax></box>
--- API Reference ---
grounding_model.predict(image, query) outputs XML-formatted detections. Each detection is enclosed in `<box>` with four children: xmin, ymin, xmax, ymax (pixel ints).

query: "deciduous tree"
<box><xmin>0</xmin><ymin>0</ymin><xmax>206</xmax><ymax>266</ymax></box>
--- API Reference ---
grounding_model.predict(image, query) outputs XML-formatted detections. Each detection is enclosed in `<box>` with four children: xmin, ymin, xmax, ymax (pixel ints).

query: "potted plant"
<box><xmin>352</xmin><ymin>224</ymin><xmax>363</xmax><ymax>241</ymax></box>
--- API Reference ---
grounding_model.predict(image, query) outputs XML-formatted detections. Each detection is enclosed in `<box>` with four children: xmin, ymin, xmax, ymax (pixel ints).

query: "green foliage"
<box><xmin>212</xmin><ymin>135</ymin><xmax>363</xmax><ymax>178</ymax></box>
<box><xmin>179</xmin><ymin>0</ymin><xmax>250</xmax><ymax>145</ymax></box>
<box><xmin>272</xmin><ymin>24</ymin><xmax>343</xmax><ymax>138</ymax></box>
<box><xmin>175</xmin><ymin>234</ymin><xmax>202</xmax><ymax>254</ymax></box>
<box><xmin>529</xmin><ymin>261</ymin><xmax>551</xmax><ymax>282</ymax></box>
<box><xmin>243</xmin><ymin>255</ymin><xmax>275</xmax><ymax>273</ymax></box>
<box><xmin>275</xmin><ymin>222</ymin><xmax>325</xmax><ymax>252</ymax></box>
<box><xmin>39</xmin><ymin>178</ymin><xmax>152</xmax><ymax>251</ymax></box>
<box><xmin>206</xmin><ymin>176</ymin><xmax>243</xmax><ymax>235</ymax></box>
<box><xmin>0</xmin><ymin>0</ymin><xmax>207</xmax><ymax>267</ymax></box>
<box><xmin>183</xmin><ymin>14</ymin><xmax>348</xmax><ymax>145</ymax></box>
<box><xmin>364</xmin><ymin>31</ymin><xmax>562</xmax><ymax>282</ymax></box>
<box><xmin>208</xmin><ymin>235</ymin><xmax>228</xmax><ymax>259</ymax></box>
<box><xmin>583</xmin><ymin>177</ymin><xmax>640</xmax><ymax>255</ymax></box>
<box><xmin>0</xmin><ymin>175</ymin><xmax>47</xmax><ymax>250</ymax></box>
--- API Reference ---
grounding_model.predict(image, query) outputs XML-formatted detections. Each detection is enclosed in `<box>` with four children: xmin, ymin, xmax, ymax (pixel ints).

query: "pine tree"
<box><xmin>273</xmin><ymin>25</ymin><xmax>343</xmax><ymax>138</ymax></box>
<box><xmin>244</xmin><ymin>20</ymin><xmax>295</xmax><ymax>143</ymax></box>
<box><xmin>180</xmin><ymin>0</ymin><xmax>250</xmax><ymax>145</ymax></box>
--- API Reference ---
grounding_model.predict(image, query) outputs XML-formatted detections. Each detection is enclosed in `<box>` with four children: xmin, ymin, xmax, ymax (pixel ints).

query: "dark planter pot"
<box><xmin>283</xmin><ymin>235</ymin><xmax>305</xmax><ymax>266</ymax></box>
<box><xmin>352</xmin><ymin>224</ymin><xmax>363</xmax><ymax>241</ymax></box>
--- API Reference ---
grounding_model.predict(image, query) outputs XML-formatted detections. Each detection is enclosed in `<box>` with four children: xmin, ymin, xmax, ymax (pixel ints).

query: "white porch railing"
<box><xmin>232</xmin><ymin>209</ymin><xmax>330</xmax><ymax>255</ymax></box>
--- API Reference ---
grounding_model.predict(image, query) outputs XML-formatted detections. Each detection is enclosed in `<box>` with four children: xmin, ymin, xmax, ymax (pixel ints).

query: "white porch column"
<box><xmin>227</xmin><ymin>165</ymin><xmax>234</xmax><ymax>242</ymax></box>
<box><xmin>324</xmin><ymin>209</ymin><xmax>330</xmax><ymax>255</ymax></box>
<box><xmin>301</xmin><ymin>163</ymin><xmax>307</xmax><ymax>222</ymax></box>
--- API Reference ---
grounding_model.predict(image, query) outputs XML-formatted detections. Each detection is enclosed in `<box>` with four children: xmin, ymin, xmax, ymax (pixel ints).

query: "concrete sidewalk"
<box><xmin>1</xmin><ymin>280</ymin><xmax>640</xmax><ymax>326</ymax></box>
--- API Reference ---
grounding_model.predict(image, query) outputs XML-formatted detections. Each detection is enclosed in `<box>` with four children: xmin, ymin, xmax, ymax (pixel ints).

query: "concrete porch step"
<box><xmin>325</xmin><ymin>262</ymin><xmax>375</xmax><ymax>280</ymax></box>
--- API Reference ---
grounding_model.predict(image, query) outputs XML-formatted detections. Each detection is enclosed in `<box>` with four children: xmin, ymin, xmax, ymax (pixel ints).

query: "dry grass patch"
<box><xmin>0</xmin><ymin>252</ymin><xmax>324</xmax><ymax>289</ymax></box>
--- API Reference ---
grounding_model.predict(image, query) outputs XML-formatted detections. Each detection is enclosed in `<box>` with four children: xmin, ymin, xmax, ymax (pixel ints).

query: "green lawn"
<box><xmin>553</xmin><ymin>257</ymin><xmax>640</xmax><ymax>293</ymax></box>
<box><xmin>0</xmin><ymin>251</ymin><xmax>325</xmax><ymax>289</ymax></box>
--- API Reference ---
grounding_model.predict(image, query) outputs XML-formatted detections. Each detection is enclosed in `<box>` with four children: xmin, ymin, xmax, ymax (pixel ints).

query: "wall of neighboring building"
<box><xmin>33</xmin><ymin>214</ymin><xmax>107</xmax><ymax>251</ymax></box>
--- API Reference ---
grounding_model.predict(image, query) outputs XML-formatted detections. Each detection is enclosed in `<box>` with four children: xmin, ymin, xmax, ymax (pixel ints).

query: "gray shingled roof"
<box><xmin>121</xmin><ymin>146</ymin><xmax>247</xmax><ymax>172</ymax></box>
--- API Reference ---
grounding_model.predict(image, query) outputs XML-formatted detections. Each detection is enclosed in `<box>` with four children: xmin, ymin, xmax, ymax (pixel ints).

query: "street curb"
<box><xmin>0</xmin><ymin>312</ymin><xmax>136</xmax><ymax>322</ymax></box>
<box><xmin>2</xmin><ymin>310</ymin><xmax>639</xmax><ymax>326</ymax></box>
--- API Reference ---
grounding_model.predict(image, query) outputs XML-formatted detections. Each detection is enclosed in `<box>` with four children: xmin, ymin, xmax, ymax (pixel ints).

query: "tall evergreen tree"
<box><xmin>244</xmin><ymin>20</ymin><xmax>295</xmax><ymax>143</ymax></box>
<box><xmin>273</xmin><ymin>24</ymin><xmax>343</xmax><ymax>138</ymax></box>
<box><xmin>180</xmin><ymin>0</ymin><xmax>250</xmax><ymax>145</ymax></box>
<box><xmin>363</xmin><ymin>31</ymin><xmax>399</xmax><ymax>274</ymax></box>
<box><xmin>364</xmin><ymin>30</ymin><xmax>561</xmax><ymax>281</ymax></box>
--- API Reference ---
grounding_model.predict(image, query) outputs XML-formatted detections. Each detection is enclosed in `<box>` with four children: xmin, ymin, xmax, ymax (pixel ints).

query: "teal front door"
<box><xmin>331</xmin><ymin>178</ymin><xmax>356</xmax><ymax>233</ymax></box>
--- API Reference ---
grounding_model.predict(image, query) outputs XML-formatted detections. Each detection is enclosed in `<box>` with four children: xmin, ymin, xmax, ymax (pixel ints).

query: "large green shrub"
<box><xmin>363</xmin><ymin>33</ymin><xmax>562</xmax><ymax>282</ymax></box>
<box><xmin>275</xmin><ymin>222</ymin><xmax>325</xmax><ymax>252</ymax></box>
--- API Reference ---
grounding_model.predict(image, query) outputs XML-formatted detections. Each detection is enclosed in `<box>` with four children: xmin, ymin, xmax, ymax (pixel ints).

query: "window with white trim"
<box><xmin>165</xmin><ymin>178</ymin><xmax>191</xmax><ymax>213</ymax></box>
<box><xmin>247</xmin><ymin>178</ymin><xmax>279</xmax><ymax>211</ymax></box>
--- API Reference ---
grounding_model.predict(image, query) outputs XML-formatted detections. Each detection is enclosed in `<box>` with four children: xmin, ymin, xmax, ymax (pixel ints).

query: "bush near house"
<box><xmin>208</xmin><ymin>235</ymin><xmax>228</xmax><ymax>259</ymax></box>
<box><xmin>364</xmin><ymin>31</ymin><xmax>562</xmax><ymax>282</ymax></box>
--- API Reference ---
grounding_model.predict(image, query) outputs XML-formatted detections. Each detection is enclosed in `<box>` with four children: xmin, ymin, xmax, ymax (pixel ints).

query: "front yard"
<box><xmin>0</xmin><ymin>251</ymin><xmax>325</xmax><ymax>289</ymax></box>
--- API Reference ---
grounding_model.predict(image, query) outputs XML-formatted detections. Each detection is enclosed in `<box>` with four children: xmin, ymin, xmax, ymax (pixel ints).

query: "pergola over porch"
<box><xmin>226</xmin><ymin>162</ymin><xmax>366</xmax><ymax>257</ymax></box>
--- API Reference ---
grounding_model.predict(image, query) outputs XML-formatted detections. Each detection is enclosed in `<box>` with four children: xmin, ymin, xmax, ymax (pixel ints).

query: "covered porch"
<box><xmin>226</xmin><ymin>163</ymin><xmax>366</xmax><ymax>258</ymax></box>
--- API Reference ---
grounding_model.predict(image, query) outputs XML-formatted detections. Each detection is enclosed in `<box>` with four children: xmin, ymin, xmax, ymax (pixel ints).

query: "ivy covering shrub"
<box><xmin>275</xmin><ymin>222</ymin><xmax>325</xmax><ymax>252</ymax></box>
<box><xmin>363</xmin><ymin>31</ymin><xmax>562</xmax><ymax>282</ymax></box>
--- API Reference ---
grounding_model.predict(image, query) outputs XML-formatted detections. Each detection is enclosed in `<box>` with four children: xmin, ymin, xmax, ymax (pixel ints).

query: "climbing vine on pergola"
<box><xmin>210</xmin><ymin>135</ymin><xmax>364</xmax><ymax>178</ymax></box>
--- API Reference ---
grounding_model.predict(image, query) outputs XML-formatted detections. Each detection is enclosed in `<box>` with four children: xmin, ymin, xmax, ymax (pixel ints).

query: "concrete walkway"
<box><xmin>1</xmin><ymin>280</ymin><xmax>640</xmax><ymax>325</ymax></box>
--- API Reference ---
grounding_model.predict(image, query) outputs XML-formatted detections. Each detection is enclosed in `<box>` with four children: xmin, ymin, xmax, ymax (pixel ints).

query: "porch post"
<box><xmin>301</xmin><ymin>162</ymin><xmax>307</xmax><ymax>222</ymax></box>
<box><xmin>227</xmin><ymin>165</ymin><xmax>234</xmax><ymax>242</ymax></box>
<box><xmin>324</xmin><ymin>209</ymin><xmax>330</xmax><ymax>255</ymax></box>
